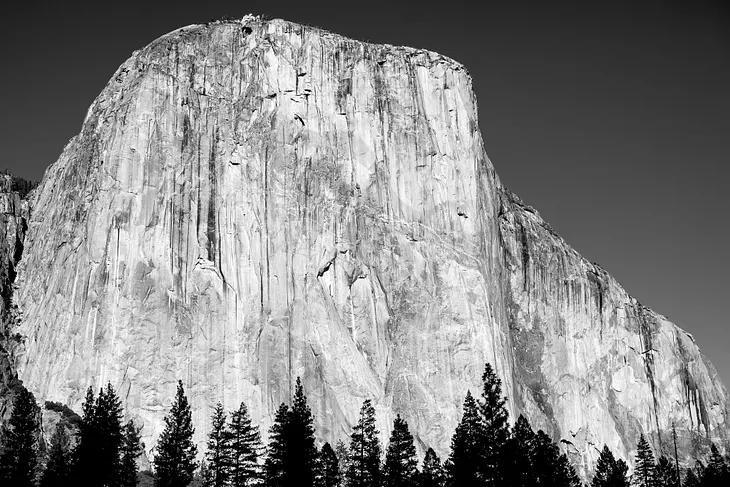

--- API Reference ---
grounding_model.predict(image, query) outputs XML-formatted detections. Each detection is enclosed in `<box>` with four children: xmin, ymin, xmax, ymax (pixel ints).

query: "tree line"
<box><xmin>1</xmin><ymin>363</ymin><xmax>729</xmax><ymax>487</ymax></box>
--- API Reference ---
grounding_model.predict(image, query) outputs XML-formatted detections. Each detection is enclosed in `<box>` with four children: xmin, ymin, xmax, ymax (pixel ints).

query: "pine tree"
<box><xmin>418</xmin><ymin>448</ymin><xmax>445</xmax><ymax>487</ymax></box>
<box><xmin>445</xmin><ymin>391</ymin><xmax>482</xmax><ymax>487</ymax></box>
<box><xmin>383</xmin><ymin>415</ymin><xmax>418</xmax><ymax>487</ymax></box>
<box><xmin>205</xmin><ymin>403</ymin><xmax>231</xmax><ymax>487</ymax></box>
<box><xmin>477</xmin><ymin>363</ymin><xmax>510</xmax><ymax>487</ymax></box>
<box><xmin>71</xmin><ymin>386</ymin><xmax>100</xmax><ymax>484</ymax></box>
<box><xmin>97</xmin><ymin>382</ymin><xmax>125</xmax><ymax>487</ymax></box>
<box><xmin>634</xmin><ymin>434</ymin><xmax>657</xmax><ymax>487</ymax></box>
<box><xmin>503</xmin><ymin>415</ymin><xmax>537</xmax><ymax>487</ymax></box>
<box><xmin>0</xmin><ymin>387</ymin><xmax>41</xmax><ymax>487</ymax></box>
<box><xmin>591</xmin><ymin>445</ymin><xmax>629</xmax><ymax>487</ymax></box>
<box><xmin>656</xmin><ymin>455</ymin><xmax>679</xmax><ymax>487</ymax></box>
<box><xmin>40</xmin><ymin>425</ymin><xmax>72</xmax><ymax>487</ymax></box>
<box><xmin>346</xmin><ymin>399</ymin><xmax>381</xmax><ymax>487</ymax></box>
<box><xmin>334</xmin><ymin>440</ymin><xmax>350</xmax><ymax>482</ymax></box>
<box><xmin>120</xmin><ymin>420</ymin><xmax>143</xmax><ymax>487</ymax></box>
<box><xmin>318</xmin><ymin>443</ymin><xmax>341</xmax><ymax>487</ymax></box>
<box><xmin>289</xmin><ymin>378</ymin><xmax>318</xmax><ymax>486</ymax></box>
<box><xmin>154</xmin><ymin>380</ymin><xmax>198</xmax><ymax>487</ymax></box>
<box><xmin>553</xmin><ymin>450</ymin><xmax>581</xmax><ymax>487</ymax></box>
<box><xmin>265</xmin><ymin>403</ymin><xmax>291</xmax><ymax>487</ymax></box>
<box><xmin>229</xmin><ymin>401</ymin><xmax>263</xmax><ymax>487</ymax></box>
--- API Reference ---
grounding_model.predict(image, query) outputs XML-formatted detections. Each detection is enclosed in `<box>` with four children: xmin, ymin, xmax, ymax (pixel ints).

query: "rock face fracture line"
<box><xmin>0</xmin><ymin>15</ymin><xmax>725</xmax><ymax>480</ymax></box>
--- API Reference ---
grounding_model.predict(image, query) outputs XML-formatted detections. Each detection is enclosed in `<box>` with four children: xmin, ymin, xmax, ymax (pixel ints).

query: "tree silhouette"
<box><xmin>0</xmin><ymin>387</ymin><xmax>40</xmax><ymax>487</ymax></box>
<box><xmin>591</xmin><ymin>445</ymin><xmax>629</xmax><ymax>487</ymax></box>
<box><xmin>502</xmin><ymin>415</ymin><xmax>537</xmax><ymax>487</ymax></box>
<box><xmin>265</xmin><ymin>403</ymin><xmax>291</xmax><ymax>487</ymax></box>
<box><xmin>383</xmin><ymin>414</ymin><xmax>418</xmax><ymax>487</ymax></box>
<box><xmin>205</xmin><ymin>403</ymin><xmax>231</xmax><ymax>487</ymax></box>
<box><xmin>97</xmin><ymin>383</ymin><xmax>124</xmax><ymax>487</ymax></box>
<box><xmin>154</xmin><ymin>380</ymin><xmax>198</xmax><ymax>487</ymax></box>
<box><xmin>40</xmin><ymin>425</ymin><xmax>72</xmax><ymax>487</ymax></box>
<box><xmin>703</xmin><ymin>444</ymin><xmax>729</xmax><ymax>487</ymax></box>
<box><xmin>478</xmin><ymin>364</ymin><xmax>510</xmax><ymax>487</ymax></box>
<box><xmin>229</xmin><ymin>401</ymin><xmax>263</xmax><ymax>486</ymax></box>
<box><xmin>656</xmin><ymin>455</ymin><xmax>679</xmax><ymax>487</ymax></box>
<box><xmin>317</xmin><ymin>442</ymin><xmax>341</xmax><ymax>487</ymax></box>
<box><xmin>634</xmin><ymin>434</ymin><xmax>657</xmax><ymax>487</ymax></box>
<box><xmin>445</xmin><ymin>391</ymin><xmax>481</xmax><ymax>486</ymax></box>
<box><xmin>120</xmin><ymin>420</ymin><xmax>143</xmax><ymax>487</ymax></box>
<box><xmin>346</xmin><ymin>399</ymin><xmax>381</xmax><ymax>487</ymax></box>
<box><xmin>418</xmin><ymin>448</ymin><xmax>445</xmax><ymax>487</ymax></box>
<box><xmin>289</xmin><ymin>378</ymin><xmax>318</xmax><ymax>486</ymax></box>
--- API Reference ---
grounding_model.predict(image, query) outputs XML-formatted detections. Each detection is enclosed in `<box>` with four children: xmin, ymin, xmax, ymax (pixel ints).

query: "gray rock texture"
<box><xmin>4</xmin><ymin>15</ymin><xmax>728</xmax><ymax>475</ymax></box>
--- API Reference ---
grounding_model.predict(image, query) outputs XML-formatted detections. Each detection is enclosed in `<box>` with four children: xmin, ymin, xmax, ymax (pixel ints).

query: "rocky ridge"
<box><xmin>1</xmin><ymin>15</ymin><xmax>726</xmax><ymax>476</ymax></box>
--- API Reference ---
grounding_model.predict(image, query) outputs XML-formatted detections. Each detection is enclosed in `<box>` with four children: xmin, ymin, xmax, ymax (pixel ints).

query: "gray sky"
<box><xmin>2</xmin><ymin>0</ymin><xmax>728</xmax><ymax>386</ymax></box>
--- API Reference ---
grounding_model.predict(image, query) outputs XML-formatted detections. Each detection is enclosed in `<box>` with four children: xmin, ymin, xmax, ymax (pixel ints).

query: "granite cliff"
<box><xmin>3</xmin><ymin>15</ymin><xmax>727</xmax><ymax>475</ymax></box>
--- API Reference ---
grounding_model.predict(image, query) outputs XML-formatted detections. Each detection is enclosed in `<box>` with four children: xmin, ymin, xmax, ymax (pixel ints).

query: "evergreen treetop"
<box><xmin>229</xmin><ymin>400</ymin><xmax>263</xmax><ymax>486</ymax></box>
<box><xmin>347</xmin><ymin>399</ymin><xmax>381</xmax><ymax>487</ymax></box>
<box><xmin>154</xmin><ymin>380</ymin><xmax>198</xmax><ymax>487</ymax></box>
<box><xmin>0</xmin><ymin>387</ymin><xmax>41</xmax><ymax>487</ymax></box>
<box><xmin>318</xmin><ymin>442</ymin><xmax>341</xmax><ymax>487</ymax></box>
<box><xmin>634</xmin><ymin>434</ymin><xmax>657</xmax><ymax>487</ymax></box>
<box><xmin>120</xmin><ymin>420</ymin><xmax>144</xmax><ymax>487</ymax></box>
<box><xmin>205</xmin><ymin>403</ymin><xmax>231</xmax><ymax>487</ymax></box>
<box><xmin>445</xmin><ymin>391</ymin><xmax>482</xmax><ymax>487</ymax></box>
<box><xmin>383</xmin><ymin>414</ymin><xmax>418</xmax><ymax>487</ymax></box>
<box><xmin>418</xmin><ymin>448</ymin><xmax>445</xmax><ymax>487</ymax></box>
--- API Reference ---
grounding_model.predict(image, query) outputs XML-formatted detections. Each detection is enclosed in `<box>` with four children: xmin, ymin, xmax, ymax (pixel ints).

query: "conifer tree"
<box><xmin>346</xmin><ymin>399</ymin><xmax>381</xmax><ymax>487</ymax></box>
<box><xmin>634</xmin><ymin>434</ymin><xmax>657</xmax><ymax>487</ymax></box>
<box><xmin>418</xmin><ymin>448</ymin><xmax>445</xmax><ymax>487</ymax></box>
<box><xmin>0</xmin><ymin>387</ymin><xmax>41</xmax><ymax>487</ymax></box>
<box><xmin>71</xmin><ymin>386</ymin><xmax>99</xmax><ymax>483</ymax></box>
<box><xmin>445</xmin><ymin>391</ymin><xmax>481</xmax><ymax>487</ymax></box>
<box><xmin>289</xmin><ymin>378</ymin><xmax>318</xmax><ymax>486</ymax></box>
<box><xmin>97</xmin><ymin>382</ymin><xmax>124</xmax><ymax>487</ymax></box>
<box><xmin>265</xmin><ymin>403</ymin><xmax>291</xmax><ymax>487</ymax></box>
<box><xmin>591</xmin><ymin>445</ymin><xmax>629</xmax><ymax>487</ymax></box>
<box><xmin>503</xmin><ymin>415</ymin><xmax>537</xmax><ymax>487</ymax></box>
<box><xmin>383</xmin><ymin>414</ymin><xmax>418</xmax><ymax>487</ymax></box>
<box><xmin>205</xmin><ymin>403</ymin><xmax>231</xmax><ymax>487</ymax></box>
<box><xmin>514</xmin><ymin>428</ymin><xmax>578</xmax><ymax>487</ymax></box>
<box><xmin>318</xmin><ymin>442</ymin><xmax>341</xmax><ymax>487</ymax></box>
<box><xmin>478</xmin><ymin>363</ymin><xmax>510</xmax><ymax>487</ymax></box>
<box><xmin>40</xmin><ymin>425</ymin><xmax>72</xmax><ymax>487</ymax></box>
<box><xmin>120</xmin><ymin>420</ymin><xmax>144</xmax><ymax>487</ymax></box>
<box><xmin>656</xmin><ymin>455</ymin><xmax>679</xmax><ymax>487</ymax></box>
<box><xmin>154</xmin><ymin>380</ymin><xmax>198</xmax><ymax>487</ymax></box>
<box><xmin>229</xmin><ymin>401</ymin><xmax>263</xmax><ymax>487</ymax></box>
<box><xmin>334</xmin><ymin>440</ymin><xmax>350</xmax><ymax>482</ymax></box>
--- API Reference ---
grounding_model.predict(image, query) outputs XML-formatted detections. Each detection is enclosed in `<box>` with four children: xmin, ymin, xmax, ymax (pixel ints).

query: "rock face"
<box><xmin>6</xmin><ymin>16</ymin><xmax>728</xmax><ymax>475</ymax></box>
<box><xmin>0</xmin><ymin>174</ymin><xmax>30</xmax><ymax>421</ymax></box>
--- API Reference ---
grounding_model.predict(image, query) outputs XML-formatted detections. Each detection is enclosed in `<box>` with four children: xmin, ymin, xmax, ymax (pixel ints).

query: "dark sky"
<box><xmin>2</xmin><ymin>1</ymin><xmax>729</xmax><ymax>385</ymax></box>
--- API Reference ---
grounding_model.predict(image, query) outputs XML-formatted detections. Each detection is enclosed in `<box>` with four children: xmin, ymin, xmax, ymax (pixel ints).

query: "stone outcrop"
<box><xmin>0</xmin><ymin>174</ymin><xmax>31</xmax><ymax>422</ymax></box>
<box><xmin>6</xmin><ymin>15</ymin><xmax>728</xmax><ymax>476</ymax></box>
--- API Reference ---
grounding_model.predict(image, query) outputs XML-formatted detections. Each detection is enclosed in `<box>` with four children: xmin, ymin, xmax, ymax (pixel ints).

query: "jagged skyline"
<box><xmin>1</xmin><ymin>0</ymin><xmax>728</xmax><ymax>391</ymax></box>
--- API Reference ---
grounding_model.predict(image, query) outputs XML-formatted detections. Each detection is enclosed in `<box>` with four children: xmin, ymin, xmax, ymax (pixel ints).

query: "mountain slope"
<box><xmin>7</xmin><ymin>16</ymin><xmax>727</xmax><ymax>475</ymax></box>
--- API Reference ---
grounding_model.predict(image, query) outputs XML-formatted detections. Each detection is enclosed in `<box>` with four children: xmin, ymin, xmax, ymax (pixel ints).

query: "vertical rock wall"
<box><xmin>7</xmin><ymin>16</ymin><xmax>728</xmax><ymax>476</ymax></box>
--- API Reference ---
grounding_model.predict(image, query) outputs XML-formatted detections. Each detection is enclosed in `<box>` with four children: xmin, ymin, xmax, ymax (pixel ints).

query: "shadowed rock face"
<box><xmin>6</xmin><ymin>16</ymin><xmax>728</xmax><ymax>476</ymax></box>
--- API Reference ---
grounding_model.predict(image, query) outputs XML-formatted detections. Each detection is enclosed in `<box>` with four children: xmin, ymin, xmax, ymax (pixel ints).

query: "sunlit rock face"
<box><xmin>9</xmin><ymin>16</ymin><xmax>728</xmax><ymax>475</ymax></box>
<box><xmin>0</xmin><ymin>175</ymin><xmax>30</xmax><ymax>421</ymax></box>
